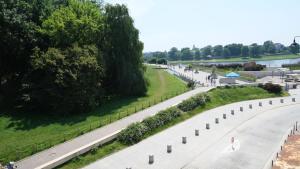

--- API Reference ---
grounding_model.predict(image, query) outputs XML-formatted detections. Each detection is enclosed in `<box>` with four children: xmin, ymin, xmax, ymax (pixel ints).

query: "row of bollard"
<box><xmin>144</xmin><ymin>97</ymin><xmax>296</xmax><ymax>166</ymax></box>
<box><xmin>271</xmin><ymin>121</ymin><xmax>298</xmax><ymax>168</ymax></box>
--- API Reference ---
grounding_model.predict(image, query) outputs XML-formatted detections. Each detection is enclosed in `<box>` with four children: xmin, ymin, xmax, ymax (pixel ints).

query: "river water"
<box><xmin>203</xmin><ymin>58</ymin><xmax>300</xmax><ymax>67</ymax></box>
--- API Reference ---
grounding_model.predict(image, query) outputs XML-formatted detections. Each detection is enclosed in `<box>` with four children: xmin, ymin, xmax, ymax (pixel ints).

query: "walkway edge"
<box><xmin>35</xmin><ymin>130</ymin><xmax>122</xmax><ymax>169</ymax></box>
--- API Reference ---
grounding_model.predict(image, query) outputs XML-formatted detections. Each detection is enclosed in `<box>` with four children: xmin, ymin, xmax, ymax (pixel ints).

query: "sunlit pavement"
<box><xmin>84</xmin><ymin>90</ymin><xmax>300</xmax><ymax>169</ymax></box>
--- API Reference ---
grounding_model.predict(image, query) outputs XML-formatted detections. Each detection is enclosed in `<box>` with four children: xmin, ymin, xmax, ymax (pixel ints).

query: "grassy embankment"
<box><xmin>169</xmin><ymin>54</ymin><xmax>300</xmax><ymax>64</ymax></box>
<box><xmin>0</xmin><ymin>66</ymin><xmax>187</xmax><ymax>164</ymax></box>
<box><xmin>57</xmin><ymin>86</ymin><xmax>287</xmax><ymax>169</ymax></box>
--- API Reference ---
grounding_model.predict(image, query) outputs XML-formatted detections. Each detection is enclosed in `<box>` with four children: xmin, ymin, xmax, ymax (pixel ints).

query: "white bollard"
<box><xmin>231</xmin><ymin>110</ymin><xmax>234</xmax><ymax>115</ymax></box>
<box><xmin>223</xmin><ymin>114</ymin><xmax>227</xmax><ymax>119</ymax></box>
<box><xmin>195</xmin><ymin>129</ymin><xmax>199</xmax><ymax>136</ymax></box>
<box><xmin>249</xmin><ymin>104</ymin><xmax>252</xmax><ymax>109</ymax></box>
<box><xmin>167</xmin><ymin>145</ymin><xmax>172</xmax><ymax>153</ymax></box>
<box><xmin>240</xmin><ymin>107</ymin><xmax>243</xmax><ymax>112</ymax></box>
<box><xmin>280</xmin><ymin>99</ymin><xmax>284</xmax><ymax>103</ymax></box>
<box><xmin>149</xmin><ymin>155</ymin><xmax>154</xmax><ymax>164</ymax></box>
<box><xmin>182</xmin><ymin>137</ymin><xmax>187</xmax><ymax>144</ymax></box>
<box><xmin>215</xmin><ymin>118</ymin><xmax>219</xmax><ymax>124</ymax></box>
<box><xmin>206</xmin><ymin>123</ymin><xmax>210</xmax><ymax>129</ymax></box>
<box><xmin>269</xmin><ymin>100</ymin><xmax>272</xmax><ymax>105</ymax></box>
<box><xmin>259</xmin><ymin>102</ymin><xmax>262</xmax><ymax>106</ymax></box>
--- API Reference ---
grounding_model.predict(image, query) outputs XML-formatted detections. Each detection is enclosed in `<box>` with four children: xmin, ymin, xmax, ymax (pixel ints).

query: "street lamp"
<box><xmin>291</xmin><ymin>36</ymin><xmax>300</xmax><ymax>47</ymax></box>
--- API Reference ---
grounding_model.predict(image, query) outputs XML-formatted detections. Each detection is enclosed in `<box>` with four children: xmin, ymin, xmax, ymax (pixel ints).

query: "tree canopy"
<box><xmin>0</xmin><ymin>0</ymin><xmax>146</xmax><ymax>114</ymax></box>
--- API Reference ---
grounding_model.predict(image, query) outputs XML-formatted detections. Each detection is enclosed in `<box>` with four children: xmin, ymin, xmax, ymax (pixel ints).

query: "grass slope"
<box><xmin>57</xmin><ymin>86</ymin><xmax>287</xmax><ymax>169</ymax></box>
<box><xmin>169</xmin><ymin>54</ymin><xmax>300</xmax><ymax>64</ymax></box>
<box><xmin>0</xmin><ymin>66</ymin><xmax>187</xmax><ymax>164</ymax></box>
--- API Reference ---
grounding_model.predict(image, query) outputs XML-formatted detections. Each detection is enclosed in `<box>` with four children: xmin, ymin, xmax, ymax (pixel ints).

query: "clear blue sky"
<box><xmin>105</xmin><ymin>0</ymin><xmax>300</xmax><ymax>52</ymax></box>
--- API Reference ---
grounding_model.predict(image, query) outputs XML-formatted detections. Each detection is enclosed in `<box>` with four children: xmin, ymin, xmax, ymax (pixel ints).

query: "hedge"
<box><xmin>118</xmin><ymin>107</ymin><xmax>182</xmax><ymax>145</ymax></box>
<box><xmin>177</xmin><ymin>93</ymin><xmax>210</xmax><ymax>112</ymax></box>
<box><xmin>258</xmin><ymin>83</ymin><xmax>282</xmax><ymax>94</ymax></box>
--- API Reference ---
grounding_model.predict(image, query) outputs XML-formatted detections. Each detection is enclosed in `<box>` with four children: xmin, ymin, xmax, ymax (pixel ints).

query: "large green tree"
<box><xmin>241</xmin><ymin>46</ymin><xmax>249</xmax><ymax>57</ymax></box>
<box><xmin>180</xmin><ymin>48</ymin><xmax>193</xmax><ymax>60</ymax></box>
<box><xmin>23</xmin><ymin>45</ymin><xmax>104</xmax><ymax>113</ymax></box>
<box><xmin>212</xmin><ymin>45</ymin><xmax>223</xmax><ymax>57</ymax></box>
<box><xmin>101</xmin><ymin>4</ymin><xmax>146</xmax><ymax>96</ymax></box>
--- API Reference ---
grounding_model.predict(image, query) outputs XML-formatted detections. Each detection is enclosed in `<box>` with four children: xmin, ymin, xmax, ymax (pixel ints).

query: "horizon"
<box><xmin>105</xmin><ymin>0</ymin><xmax>300</xmax><ymax>52</ymax></box>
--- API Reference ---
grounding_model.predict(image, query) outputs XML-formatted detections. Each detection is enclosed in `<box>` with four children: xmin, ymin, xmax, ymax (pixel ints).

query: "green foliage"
<box><xmin>118</xmin><ymin>107</ymin><xmax>182</xmax><ymax>145</ymax></box>
<box><xmin>187</xmin><ymin>81</ymin><xmax>195</xmax><ymax>89</ymax></box>
<box><xmin>23</xmin><ymin>44</ymin><xmax>104</xmax><ymax>113</ymax></box>
<box><xmin>101</xmin><ymin>4</ymin><xmax>146</xmax><ymax>96</ymax></box>
<box><xmin>258</xmin><ymin>83</ymin><xmax>282</xmax><ymax>94</ymax></box>
<box><xmin>40</xmin><ymin>0</ymin><xmax>102</xmax><ymax>48</ymax></box>
<box><xmin>177</xmin><ymin>93</ymin><xmax>210</xmax><ymax>112</ymax></box>
<box><xmin>118</xmin><ymin>122</ymin><xmax>148</xmax><ymax>145</ymax></box>
<box><xmin>1</xmin><ymin>0</ymin><xmax>147</xmax><ymax>114</ymax></box>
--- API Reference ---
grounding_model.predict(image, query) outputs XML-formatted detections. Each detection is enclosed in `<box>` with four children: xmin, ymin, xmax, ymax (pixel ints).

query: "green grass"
<box><xmin>169</xmin><ymin>54</ymin><xmax>300</xmax><ymax>64</ymax></box>
<box><xmin>0</xmin><ymin>66</ymin><xmax>187</xmax><ymax>164</ymax></box>
<box><xmin>57</xmin><ymin>86</ymin><xmax>287</xmax><ymax>169</ymax></box>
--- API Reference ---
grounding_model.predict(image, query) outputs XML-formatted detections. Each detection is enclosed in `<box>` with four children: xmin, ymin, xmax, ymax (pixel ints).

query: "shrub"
<box><xmin>118</xmin><ymin>107</ymin><xmax>182</xmax><ymax>145</ymax></box>
<box><xmin>118</xmin><ymin>123</ymin><xmax>148</xmax><ymax>145</ymax></box>
<box><xmin>258</xmin><ymin>83</ymin><xmax>282</xmax><ymax>94</ymax></box>
<box><xmin>243</xmin><ymin>62</ymin><xmax>265</xmax><ymax>71</ymax></box>
<box><xmin>187</xmin><ymin>81</ymin><xmax>195</xmax><ymax>89</ymax></box>
<box><xmin>177</xmin><ymin>93</ymin><xmax>210</xmax><ymax>112</ymax></box>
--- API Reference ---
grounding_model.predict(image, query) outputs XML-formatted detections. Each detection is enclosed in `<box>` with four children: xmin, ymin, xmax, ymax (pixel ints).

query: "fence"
<box><xmin>0</xmin><ymin>88</ymin><xmax>189</xmax><ymax>165</ymax></box>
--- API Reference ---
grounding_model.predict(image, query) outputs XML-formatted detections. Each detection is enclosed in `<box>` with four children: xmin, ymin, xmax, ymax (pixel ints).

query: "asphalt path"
<box><xmin>84</xmin><ymin>90</ymin><xmax>300</xmax><ymax>169</ymax></box>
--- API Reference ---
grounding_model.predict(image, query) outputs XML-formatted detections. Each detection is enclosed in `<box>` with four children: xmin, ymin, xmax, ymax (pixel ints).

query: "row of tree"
<box><xmin>0</xmin><ymin>0</ymin><xmax>146</xmax><ymax>114</ymax></box>
<box><xmin>145</xmin><ymin>41</ymin><xmax>300</xmax><ymax>61</ymax></box>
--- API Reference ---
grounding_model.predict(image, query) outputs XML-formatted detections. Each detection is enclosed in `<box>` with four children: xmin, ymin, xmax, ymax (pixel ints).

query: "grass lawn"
<box><xmin>57</xmin><ymin>86</ymin><xmax>287</xmax><ymax>169</ymax></box>
<box><xmin>0</xmin><ymin>66</ymin><xmax>187</xmax><ymax>164</ymax></box>
<box><xmin>169</xmin><ymin>54</ymin><xmax>300</xmax><ymax>64</ymax></box>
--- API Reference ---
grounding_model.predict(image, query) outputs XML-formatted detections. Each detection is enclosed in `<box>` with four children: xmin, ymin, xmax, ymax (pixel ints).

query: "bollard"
<box><xmin>126</xmin><ymin>168</ymin><xmax>132</xmax><ymax>169</ymax></box>
<box><xmin>281</xmin><ymin>146</ymin><xmax>282</xmax><ymax>150</ymax></box>
<box><xmin>149</xmin><ymin>155</ymin><xmax>154</xmax><ymax>164</ymax></box>
<box><xmin>231</xmin><ymin>110</ymin><xmax>234</xmax><ymax>115</ymax></box>
<box><xmin>240</xmin><ymin>107</ymin><xmax>243</xmax><ymax>112</ymax></box>
<box><xmin>182</xmin><ymin>137</ymin><xmax>187</xmax><ymax>144</ymax></box>
<box><xmin>223</xmin><ymin>114</ymin><xmax>227</xmax><ymax>119</ymax></box>
<box><xmin>167</xmin><ymin>145</ymin><xmax>172</xmax><ymax>153</ymax></box>
<box><xmin>269</xmin><ymin>100</ymin><xmax>272</xmax><ymax>105</ymax></box>
<box><xmin>292</xmin><ymin>98</ymin><xmax>296</xmax><ymax>102</ymax></box>
<box><xmin>259</xmin><ymin>102</ymin><xmax>262</xmax><ymax>106</ymax></box>
<box><xmin>206</xmin><ymin>123</ymin><xmax>210</xmax><ymax>130</ymax></box>
<box><xmin>280</xmin><ymin>99</ymin><xmax>284</xmax><ymax>103</ymax></box>
<box><xmin>195</xmin><ymin>129</ymin><xmax>199</xmax><ymax>136</ymax></box>
<box><xmin>249</xmin><ymin>104</ymin><xmax>252</xmax><ymax>109</ymax></box>
<box><xmin>215</xmin><ymin>118</ymin><xmax>219</xmax><ymax>124</ymax></box>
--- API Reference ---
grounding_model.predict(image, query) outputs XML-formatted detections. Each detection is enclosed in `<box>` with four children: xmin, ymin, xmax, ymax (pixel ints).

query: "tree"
<box><xmin>249</xmin><ymin>43</ymin><xmax>260</xmax><ymax>57</ymax></box>
<box><xmin>101</xmin><ymin>4</ymin><xmax>146</xmax><ymax>96</ymax></box>
<box><xmin>168</xmin><ymin>47</ymin><xmax>180</xmax><ymax>60</ymax></box>
<box><xmin>290</xmin><ymin>42</ymin><xmax>300</xmax><ymax>54</ymax></box>
<box><xmin>241</xmin><ymin>46</ymin><xmax>249</xmax><ymax>57</ymax></box>
<box><xmin>212</xmin><ymin>45</ymin><xmax>223</xmax><ymax>57</ymax></box>
<box><xmin>263</xmin><ymin>40</ymin><xmax>276</xmax><ymax>54</ymax></box>
<box><xmin>223</xmin><ymin>48</ymin><xmax>231</xmax><ymax>58</ymax></box>
<box><xmin>40</xmin><ymin>0</ymin><xmax>103</xmax><ymax>48</ymax></box>
<box><xmin>181</xmin><ymin>48</ymin><xmax>193</xmax><ymax>60</ymax></box>
<box><xmin>224</xmin><ymin>44</ymin><xmax>242</xmax><ymax>56</ymax></box>
<box><xmin>23</xmin><ymin>45</ymin><xmax>104</xmax><ymax>113</ymax></box>
<box><xmin>194</xmin><ymin>48</ymin><xmax>201</xmax><ymax>60</ymax></box>
<box><xmin>201</xmin><ymin>45</ymin><xmax>212</xmax><ymax>58</ymax></box>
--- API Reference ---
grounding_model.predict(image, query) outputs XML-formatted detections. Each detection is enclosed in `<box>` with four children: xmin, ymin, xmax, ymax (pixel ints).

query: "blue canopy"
<box><xmin>225</xmin><ymin>72</ymin><xmax>240</xmax><ymax>78</ymax></box>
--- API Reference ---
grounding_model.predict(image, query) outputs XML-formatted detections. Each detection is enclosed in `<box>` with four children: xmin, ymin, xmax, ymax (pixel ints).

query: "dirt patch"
<box><xmin>273</xmin><ymin>132</ymin><xmax>300</xmax><ymax>169</ymax></box>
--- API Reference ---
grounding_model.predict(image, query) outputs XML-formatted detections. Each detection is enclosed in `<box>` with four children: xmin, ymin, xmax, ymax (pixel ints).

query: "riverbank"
<box><xmin>169</xmin><ymin>54</ymin><xmax>300</xmax><ymax>64</ymax></box>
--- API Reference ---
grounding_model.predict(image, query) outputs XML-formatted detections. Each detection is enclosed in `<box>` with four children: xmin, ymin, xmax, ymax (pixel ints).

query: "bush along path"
<box><xmin>57</xmin><ymin>85</ymin><xmax>286</xmax><ymax>169</ymax></box>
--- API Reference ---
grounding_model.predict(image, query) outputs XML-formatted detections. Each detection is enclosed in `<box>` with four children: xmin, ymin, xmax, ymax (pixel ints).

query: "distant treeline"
<box><xmin>144</xmin><ymin>41</ymin><xmax>300</xmax><ymax>61</ymax></box>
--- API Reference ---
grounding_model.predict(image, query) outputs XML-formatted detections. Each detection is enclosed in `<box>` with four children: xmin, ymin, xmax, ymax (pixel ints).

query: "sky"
<box><xmin>105</xmin><ymin>0</ymin><xmax>300</xmax><ymax>52</ymax></box>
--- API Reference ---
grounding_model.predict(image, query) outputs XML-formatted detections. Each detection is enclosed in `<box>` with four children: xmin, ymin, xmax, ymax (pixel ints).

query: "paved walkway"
<box><xmin>15</xmin><ymin>84</ymin><xmax>213</xmax><ymax>169</ymax></box>
<box><xmin>84</xmin><ymin>91</ymin><xmax>300</xmax><ymax>169</ymax></box>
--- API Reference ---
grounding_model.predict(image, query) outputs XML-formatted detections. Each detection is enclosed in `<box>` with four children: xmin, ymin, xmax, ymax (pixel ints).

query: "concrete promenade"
<box><xmin>84</xmin><ymin>91</ymin><xmax>300</xmax><ymax>169</ymax></box>
<box><xmin>15</xmin><ymin>83</ymin><xmax>212</xmax><ymax>169</ymax></box>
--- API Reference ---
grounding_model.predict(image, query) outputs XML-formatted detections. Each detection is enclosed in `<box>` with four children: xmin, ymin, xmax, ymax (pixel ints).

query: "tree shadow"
<box><xmin>0</xmin><ymin>95</ymin><xmax>141</xmax><ymax>131</ymax></box>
